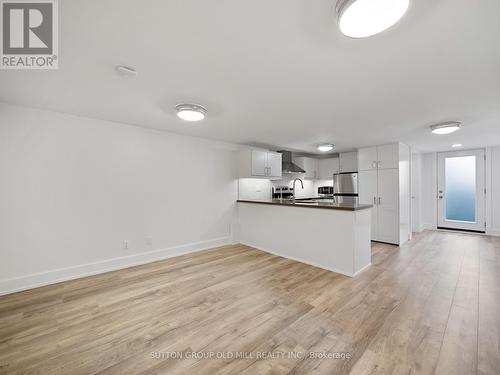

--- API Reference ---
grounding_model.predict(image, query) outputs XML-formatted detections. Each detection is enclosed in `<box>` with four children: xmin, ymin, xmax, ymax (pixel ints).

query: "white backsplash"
<box><xmin>238</xmin><ymin>179</ymin><xmax>273</xmax><ymax>200</ymax></box>
<box><xmin>238</xmin><ymin>177</ymin><xmax>334</xmax><ymax>200</ymax></box>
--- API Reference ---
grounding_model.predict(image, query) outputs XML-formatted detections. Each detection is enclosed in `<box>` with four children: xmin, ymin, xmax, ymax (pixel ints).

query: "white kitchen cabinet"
<box><xmin>251</xmin><ymin>150</ymin><xmax>267</xmax><ymax>176</ymax></box>
<box><xmin>358</xmin><ymin>170</ymin><xmax>378</xmax><ymax>241</ymax></box>
<box><xmin>358</xmin><ymin>147</ymin><xmax>378</xmax><ymax>171</ymax></box>
<box><xmin>377</xmin><ymin>169</ymin><xmax>400</xmax><ymax>243</ymax></box>
<box><xmin>358</xmin><ymin>144</ymin><xmax>399</xmax><ymax>171</ymax></box>
<box><xmin>318</xmin><ymin>157</ymin><xmax>340</xmax><ymax>179</ymax></box>
<box><xmin>339</xmin><ymin>152</ymin><xmax>358</xmax><ymax>173</ymax></box>
<box><xmin>294</xmin><ymin>157</ymin><xmax>318</xmax><ymax>179</ymax></box>
<box><xmin>266</xmin><ymin>152</ymin><xmax>282</xmax><ymax>177</ymax></box>
<box><xmin>357</xmin><ymin>143</ymin><xmax>410</xmax><ymax>245</ymax></box>
<box><xmin>377</xmin><ymin>144</ymin><xmax>399</xmax><ymax>169</ymax></box>
<box><xmin>239</xmin><ymin>149</ymin><xmax>282</xmax><ymax>179</ymax></box>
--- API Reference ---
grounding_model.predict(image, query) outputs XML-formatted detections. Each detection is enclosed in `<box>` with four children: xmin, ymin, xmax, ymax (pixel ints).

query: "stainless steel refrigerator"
<box><xmin>333</xmin><ymin>172</ymin><xmax>358</xmax><ymax>204</ymax></box>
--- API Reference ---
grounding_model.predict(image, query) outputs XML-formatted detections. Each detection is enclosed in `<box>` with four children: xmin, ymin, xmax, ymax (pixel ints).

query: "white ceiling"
<box><xmin>1</xmin><ymin>0</ymin><xmax>499</xmax><ymax>153</ymax></box>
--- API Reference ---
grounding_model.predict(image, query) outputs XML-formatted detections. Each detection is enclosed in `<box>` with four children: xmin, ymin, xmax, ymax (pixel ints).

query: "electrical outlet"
<box><xmin>123</xmin><ymin>240</ymin><xmax>129</xmax><ymax>250</ymax></box>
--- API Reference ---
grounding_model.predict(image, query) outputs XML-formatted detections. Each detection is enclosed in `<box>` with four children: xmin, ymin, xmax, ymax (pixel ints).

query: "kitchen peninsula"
<box><xmin>237</xmin><ymin>198</ymin><xmax>373</xmax><ymax>277</ymax></box>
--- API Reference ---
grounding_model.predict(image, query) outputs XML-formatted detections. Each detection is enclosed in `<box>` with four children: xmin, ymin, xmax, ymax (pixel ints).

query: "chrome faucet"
<box><xmin>292</xmin><ymin>178</ymin><xmax>304</xmax><ymax>202</ymax></box>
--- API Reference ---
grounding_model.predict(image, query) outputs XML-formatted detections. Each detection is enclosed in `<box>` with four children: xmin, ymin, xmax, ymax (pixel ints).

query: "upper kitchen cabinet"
<box><xmin>377</xmin><ymin>144</ymin><xmax>399</xmax><ymax>169</ymax></box>
<box><xmin>358</xmin><ymin>147</ymin><xmax>378</xmax><ymax>171</ymax></box>
<box><xmin>266</xmin><ymin>151</ymin><xmax>282</xmax><ymax>177</ymax></box>
<box><xmin>238</xmin><ymin>149</ymin><xmax>282</xmax><ymax>179</ymax></box>
<box><xmin>318</xmin><ymin>157</ymin><xmax>340</xmax><ymax>179</ymax></box>
<box><xmin>339</xmin><ymin>152</ymin><xmax>358</xmax><ymax>173</ymax></box>
<box><xmin>294</xmin><ymin>157</ymin><xmax>318</xmax><ymax>179</ymax></box>
<box><xmin>358</xmin><ymin>144</ymin><xmax>399</xmax><ymax>171</ymax></box>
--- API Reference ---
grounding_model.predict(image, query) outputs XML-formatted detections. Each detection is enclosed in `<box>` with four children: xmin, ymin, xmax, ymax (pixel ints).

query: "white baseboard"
<box><xmin>0</xmin><ymin>237</ymin><xmax>231</xmax><ymax>296</ymax></box>
<box><xmin>488</xmin><ymin>229</ymin><xmax>500</xmax><ymax>237</ymax></box>
<box><xmin>352</xmin><ymin>262</ymin><xmax>372</xmax><ymax>277</ymax></box>
<box><xmin>412</xmin><ymin>224</ymin><xmax>425</xmax><ymax>233</ymax></box>
<box><xmin>240</xmin><ymin>241</ymin><xmax>368</xmax><ymax>278</ymax></box>
<box><xmin>422</xmin><ymin>223</ymin><xmax>436</xmax><ymax>231</ymax></box>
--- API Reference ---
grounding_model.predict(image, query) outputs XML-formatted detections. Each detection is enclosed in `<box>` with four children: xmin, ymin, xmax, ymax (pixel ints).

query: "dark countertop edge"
<box><xmin>237</xmin><ymin>199</ymin><xmax>373</xmax><ymax>211</ymax></box>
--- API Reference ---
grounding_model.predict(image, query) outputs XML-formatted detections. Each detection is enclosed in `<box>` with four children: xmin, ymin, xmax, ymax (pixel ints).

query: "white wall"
<box><xmin>488</xmin><ymin>146</ymin><xmax>500</xmax><ymax>235</ymax></box>
<box><xmin>419</xmin><ymin>148</ymin><xmax>500</xmax><ymax>236</ymax></box>
<box><xmin>420</xmin><ymin>152</ymin><xmax>437</xmax><ymax>230</ymax></box>
<box><xmin>0</xmin><ymin>103</ymin><xmax>239</xmax><ymax>294</ymax></box>
<box><xmin>398</xmin><ymin>143</ymin><xmax>411</xmax><ymax>243</ymax></box>
<box><xmin>411</xmin><ymin>152</ymin><xmax>423</xmax><ymax>232</ymax></box>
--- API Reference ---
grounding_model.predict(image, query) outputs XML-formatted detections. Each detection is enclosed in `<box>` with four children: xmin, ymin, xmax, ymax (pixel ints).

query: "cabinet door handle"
<box><xmin>378</xmin><ymin>197</ymin><xmax>381</xmax><ymax>205</ymax></box>
<box><xmin>372</xmin><ymin>161</ymin><xmax>377</xmax><ymax>169</ymax></box>
<box><xmin>373</xmin><ymin>197</ymin><xmax>377</xmax><ymax>205</ymax></box>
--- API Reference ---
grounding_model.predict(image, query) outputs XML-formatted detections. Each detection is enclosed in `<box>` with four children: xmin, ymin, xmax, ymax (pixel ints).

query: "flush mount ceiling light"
<box><xmin>452</xmin><ymin>144</ymin><xmax>463</xmax><ymax>148</ymax></box>
<box><xmin>175</xmin><ymin>104</ymin><xmax>207</xmax><ymax>122</ymax></box>
<box><xmin>317</xmin><ymin>144</ymin><xmax>334</xmax><ymax>152</ymax></box>
<box><xmin>430</xmin><ymin>121</ymin><xmax>461</xmax><ymax>135</ymax></box>
<box><xmin>336</xmin><ymin>0</ymin><xmax>410</xmax><ymax>38</ymax></box>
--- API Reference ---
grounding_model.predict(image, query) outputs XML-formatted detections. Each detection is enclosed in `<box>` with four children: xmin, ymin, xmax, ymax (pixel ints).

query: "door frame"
<box><xmin>436</xmin><ymin>149</ymin><xmax>486</xmax><ymax>232</ymax></box>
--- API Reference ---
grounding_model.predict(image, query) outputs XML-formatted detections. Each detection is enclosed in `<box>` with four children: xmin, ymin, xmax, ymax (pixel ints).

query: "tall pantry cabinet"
<box><xmin>358</xmin><ymin>143</ymin><xmax>410</xmax><ymax>245</ymax></box>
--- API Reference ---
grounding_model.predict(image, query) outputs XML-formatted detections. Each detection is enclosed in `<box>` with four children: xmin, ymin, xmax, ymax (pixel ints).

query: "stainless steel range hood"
<box><xmin>277</xmin><ymin>150</ymin><xmax>305</xmax><ymax>174</ymax></box>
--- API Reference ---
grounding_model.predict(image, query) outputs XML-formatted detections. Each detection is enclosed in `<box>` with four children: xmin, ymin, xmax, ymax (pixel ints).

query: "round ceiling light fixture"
<box><xmin>430</xmin><ymin>121</ymin><xmax>461</xmax><ymax>135</ymax></box>
<box><xmin>452</xmin><ymin>144</ymin><xmax>463</xmax><ymax>148</ymax></box>
<box><xmin>175</xmin><ymin>104</ymin><xmax>207</xmax><ymax>122</ymax></box>
<box><xmin>337</xmin><ymin>0</ymin><xmax>410</xmax><ymax>38</ymax></box>
<box><xmin>317</xmin><ymin>144</ymin><xmax>335</xmax><ymax>152</ymax></box>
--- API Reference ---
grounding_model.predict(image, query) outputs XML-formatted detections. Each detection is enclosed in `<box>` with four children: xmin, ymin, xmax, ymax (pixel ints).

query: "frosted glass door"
<box><xmin>437</xmin><ymin>150</ymin><xmax>485</xmax><ymax>232</ymax></box>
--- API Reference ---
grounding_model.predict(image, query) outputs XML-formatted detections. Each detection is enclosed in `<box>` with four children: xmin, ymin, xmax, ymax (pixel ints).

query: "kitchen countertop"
<box><xmin>237</xmin><ymin>198</ymin><xmax>373</xmax><ymax>211</ymax></box>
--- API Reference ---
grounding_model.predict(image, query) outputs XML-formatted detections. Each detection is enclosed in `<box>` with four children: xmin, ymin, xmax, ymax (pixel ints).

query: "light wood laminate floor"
<box><xmin>0</xmin><ymin>231</ymin><xmax>499</xmax><ymax>375</ymax></box>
